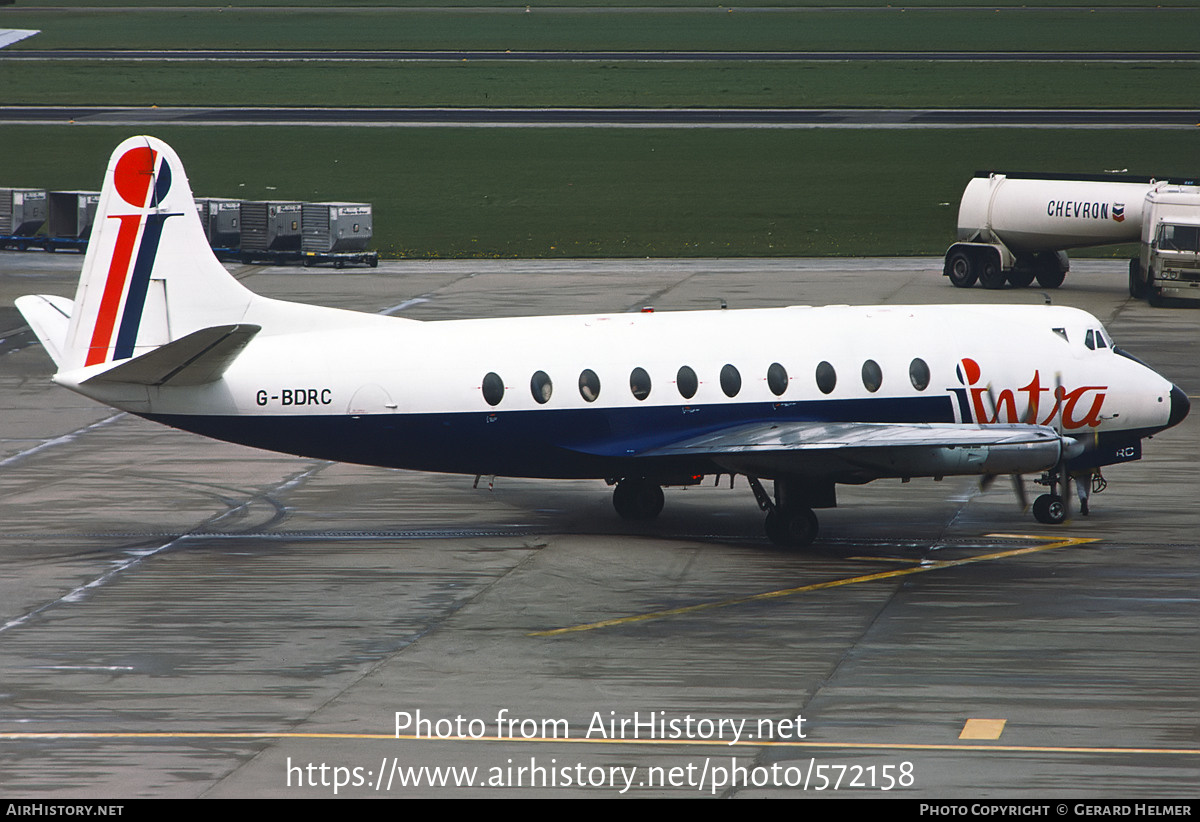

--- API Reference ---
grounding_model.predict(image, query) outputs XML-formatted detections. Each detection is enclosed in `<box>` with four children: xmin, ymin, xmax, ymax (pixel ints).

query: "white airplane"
<box><xmin>15</xmin><ymin>137</ymin><xmax>1191</xmax><ymax>547</ymax></box>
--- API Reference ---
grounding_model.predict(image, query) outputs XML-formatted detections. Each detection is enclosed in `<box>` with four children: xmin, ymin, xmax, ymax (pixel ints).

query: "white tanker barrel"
<box><xmin>957</xmin><ymin>174</ymin><xmax>1156</xmax><ymax>253</ymax></box>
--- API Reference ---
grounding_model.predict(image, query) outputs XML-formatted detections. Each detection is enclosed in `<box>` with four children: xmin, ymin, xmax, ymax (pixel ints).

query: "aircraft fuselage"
<box><xmin>59</xmin><ymin>302</ymin><xmax>1181</xmax><ymax>482</ymax></box>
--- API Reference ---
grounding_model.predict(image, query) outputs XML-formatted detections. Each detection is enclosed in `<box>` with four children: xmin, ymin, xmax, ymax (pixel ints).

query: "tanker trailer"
<box><xmin>944</xmin><ymin>172</ymin><xmax>1161</xmax><ymax>290</ymax></box>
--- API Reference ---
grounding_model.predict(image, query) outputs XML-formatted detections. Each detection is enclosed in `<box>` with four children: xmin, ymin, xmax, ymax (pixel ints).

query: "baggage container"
<box><xmin>302</xmin><ymin>202</ymin><xmax>373</xmax><ymax>253</ymax></box>
<box><xmin>240</xmin><ymin>201</ymin><xmax>302</xmax><ymax>251</ymax></box>
<box><xmin>47</xmin><ymin>190</ymin><xmax>100</xmax><ymax>239</ymax></box>
<box><xmin>0</xmin><ymin>187</ymin><xmax>48</xmax><ymax>235</ymax></box>
<box><xmin>198</xmin><ymin>197</ymin><xmax>243</xmax><ymax>248</ymax></box>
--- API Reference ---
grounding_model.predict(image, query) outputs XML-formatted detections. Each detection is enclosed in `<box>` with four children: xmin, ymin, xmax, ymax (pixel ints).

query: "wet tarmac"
<box><xmin>0</xmin><ymin>254</ymin><xmax>1196</xmax><ymax>797</ymax></box>
<box><xmin>5</xmin><ymin>105</ymin><xmax>1199</xmax><ymax>129</ymax></box>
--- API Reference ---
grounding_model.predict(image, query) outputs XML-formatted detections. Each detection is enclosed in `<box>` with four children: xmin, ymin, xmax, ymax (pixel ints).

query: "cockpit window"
<box><xmin>1084</xmin><ymin>329</ymin><xmax>1110</xmax><ymax>351</ymax></box>
<box><xmin>1051</xmin><ymin>327</ymin><xmax>1068</xmax><ymax>342</ymax></box>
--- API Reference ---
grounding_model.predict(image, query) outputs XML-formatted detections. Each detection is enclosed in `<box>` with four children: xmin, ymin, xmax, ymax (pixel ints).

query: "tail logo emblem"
<box><xmin>85</xmin><ymin>146</ymin><xmax>179</xmax><ymax>366</ymax></box>
<box><xmin>113</xmin><ymin>145</ymin><xmax>172</xmax><ymax>208</ymax></box>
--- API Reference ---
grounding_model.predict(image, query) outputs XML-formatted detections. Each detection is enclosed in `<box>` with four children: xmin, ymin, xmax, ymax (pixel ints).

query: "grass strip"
<box><xmin>11</xmin><ymin>0</ymin><xmax>1179</xmax><ymax>8</ymax></box>
<box><xmin>0</xmin><ymin>126</ymin><xmax>1191</xmax><ymax>258</ymax></box>
<box><xmin>3</xmin><ymin>60</ymin><xmax>1200</xmax><ymax>110</ymax></box>
<box><xmin>4</xmin><ymin>8</ymin><xmax>1197</xmax><ymax>52</ymax></box>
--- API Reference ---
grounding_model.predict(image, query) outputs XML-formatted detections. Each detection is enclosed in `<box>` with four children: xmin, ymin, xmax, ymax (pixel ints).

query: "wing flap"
<box><xmin>83</xmin><ymin>323</ymin><xmax>260</xmax><ymax>386</ymax></box>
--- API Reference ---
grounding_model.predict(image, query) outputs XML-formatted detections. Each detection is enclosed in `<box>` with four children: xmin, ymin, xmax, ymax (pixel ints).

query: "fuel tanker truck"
<box><xmin>944</xmin><ymin>171</ymin><xmax>1200</xmax><ymax>304</ymax></box>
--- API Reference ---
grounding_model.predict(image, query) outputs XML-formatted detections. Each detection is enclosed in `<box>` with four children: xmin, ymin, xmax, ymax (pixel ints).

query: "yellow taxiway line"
<box><xmin>1</xmin><ymin>730</ymin><xmax>1195</xmax><ymax>757</ymax></box>
<box><xmin>530</xmin><ymin>535</ymin><xmax>1099</xmax><ymax>637</ymax></box>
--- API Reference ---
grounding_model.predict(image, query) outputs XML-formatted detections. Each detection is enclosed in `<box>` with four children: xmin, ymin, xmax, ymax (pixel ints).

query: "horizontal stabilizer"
<box><xmin>14</xmin><ymin>294</ymin><xmax>74</xmax><ymax>368</ymax></box>
<box><xmin>84</xmin><ymin>323</ymin><xmax>260</xmax><ymax>387</ymax></box>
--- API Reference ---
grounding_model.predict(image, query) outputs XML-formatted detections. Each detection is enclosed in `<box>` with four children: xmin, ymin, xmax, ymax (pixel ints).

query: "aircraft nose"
<box><xmin>1168</xmin><ymin>385</ymin><xmax>1190</xmax><ymax>428</ymax></box>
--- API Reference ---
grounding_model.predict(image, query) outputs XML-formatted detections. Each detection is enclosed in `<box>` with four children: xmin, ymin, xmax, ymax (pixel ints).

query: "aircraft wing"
<box><xmin>639</xmin><ymin>421</ymin><xmax>1063</xmax><ymax>455</ymax></box>
<box><xmin>577</xmin><ymin>421</ymin><xmax>1075</xmax><ymax>481</ymax></box>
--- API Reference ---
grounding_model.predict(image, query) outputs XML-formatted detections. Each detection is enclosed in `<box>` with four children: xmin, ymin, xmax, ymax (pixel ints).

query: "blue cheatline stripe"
<box><xmin>140</xmin><ymin>404</ymin><xmax>1155</xmax><ymax>480</ymax></box>
<box><xmin>141</xmin><ymin>395</ymin><xmax>959</xmax><ymax>479</ymax></box>
<box><xmin>113</xmin><ymin>213</ymin><xmax>176</xmax><ymax>360</ymax></box>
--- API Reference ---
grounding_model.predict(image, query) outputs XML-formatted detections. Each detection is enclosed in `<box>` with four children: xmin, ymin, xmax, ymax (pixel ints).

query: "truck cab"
<box><xmin>1130</xmin><ymin>188</ymin><xmax>1200</xmax><ymax>305</ymax></box>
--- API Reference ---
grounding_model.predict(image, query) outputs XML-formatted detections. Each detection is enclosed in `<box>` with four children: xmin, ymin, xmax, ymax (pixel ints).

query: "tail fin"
<box><xmin>60</xmin><ymin>136</ymin><xmax>253</xmax><ymax>372</ymax></box>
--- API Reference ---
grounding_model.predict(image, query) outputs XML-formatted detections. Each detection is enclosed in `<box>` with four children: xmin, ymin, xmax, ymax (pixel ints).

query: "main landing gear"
<box><xmin>748</xmin><ymin>476</ymin><xmax>822</xmax><ymax>549</ymax></box>
<box><xmin>611</xmin><ymin>477</ymin><xmax>665</xmax><ymax>521</ymax></box>
<box><xmin>609</xmin><ymin>474</ymin><xmax>824</xmax><ymax>549</ymax></box>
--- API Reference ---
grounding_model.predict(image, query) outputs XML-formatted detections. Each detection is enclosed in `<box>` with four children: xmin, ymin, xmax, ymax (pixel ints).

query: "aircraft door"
<box><xmin>347</xmin><ymin>383</ymin><xmax>397</xmax><ymax>415</ymax></box>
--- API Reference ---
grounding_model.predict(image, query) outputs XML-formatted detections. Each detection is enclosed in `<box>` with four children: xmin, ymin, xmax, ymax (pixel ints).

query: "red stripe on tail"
<box><xmin>85</xmin><ymin>214</ymin><xmax>142</xmax><ymax>366</ymax></box>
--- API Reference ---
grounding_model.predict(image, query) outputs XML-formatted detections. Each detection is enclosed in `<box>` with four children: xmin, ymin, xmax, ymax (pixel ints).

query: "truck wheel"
<box><xmin>1128</xmin><ymin>258</ymin><xmax>1146</xmax><ymax>298</ymax></box>
<box><xmin>1034</xmin><ymin>253</ymin><xmax>1066</xmax><ymax>288</ymax></box>
<box><xmin>979</xmin><ymin>252</ymin><xmax>1006</xmax><ymax>290</ymax></box>
<box><xmin>1146</xmin><ymin>270</ymin><xmax>1164</xmax><ymax>306</ymax></box>
<box><xmin>1007</xmin><ymin>268</ymin><xmax>1035</xmax><ymax>288</ymax></box>
<box><xmin>1035</xmin><ymin>268</ymin><xmax>1066</xmax><ymax>288</ymax></box>
<box><xmin>946</xmin><ymin>250</ymin><xmax>977</xmax><ymax>288</ymax></box>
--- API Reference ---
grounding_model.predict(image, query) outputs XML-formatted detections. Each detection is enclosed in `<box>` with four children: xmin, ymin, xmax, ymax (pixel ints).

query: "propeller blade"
<box><xmin>1053</xmin><ymin>371</ymin><xmax>1064</xmax><ymax>435</ymax></box>
<box><xmin>1012</xmin><ymin>474</ymin><xmax>1028</xmax><ymax>510</ymax></box>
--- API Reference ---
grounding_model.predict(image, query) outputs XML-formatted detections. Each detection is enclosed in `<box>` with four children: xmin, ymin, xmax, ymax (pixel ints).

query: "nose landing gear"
<box><xmin>1032</xmin><ymin>490</ymin><xmax>1068</xmax><ymax>525</ymax></box>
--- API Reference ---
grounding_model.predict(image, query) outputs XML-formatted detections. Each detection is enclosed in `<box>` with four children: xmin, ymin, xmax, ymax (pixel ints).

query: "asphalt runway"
<box><xmin>0</xmin><ymin>254</ymin><xmax>1196</xmax><ymax>798</ymax></box>
<box><xmin>5</xmin><ymin>106</ymin><xmax>1199</xmax><ymax>128</ymax></box>
<box><xmin>7</xmin><ymin>49</ymin><xmax>1196</xmax><ymax>62</ymax></box>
